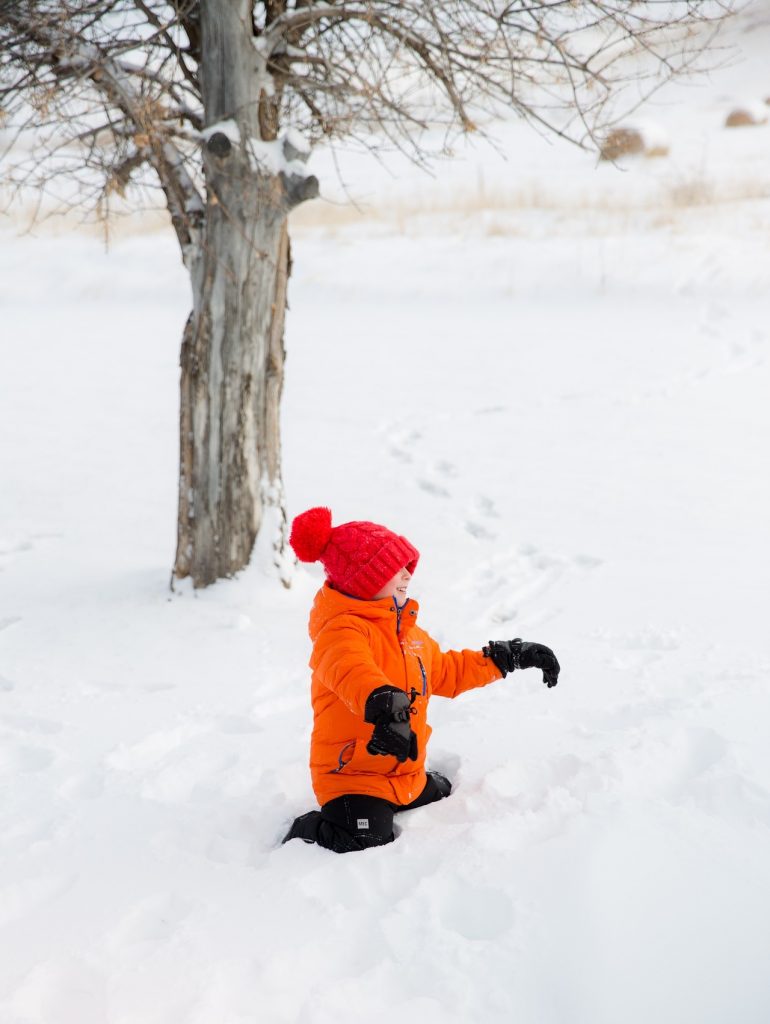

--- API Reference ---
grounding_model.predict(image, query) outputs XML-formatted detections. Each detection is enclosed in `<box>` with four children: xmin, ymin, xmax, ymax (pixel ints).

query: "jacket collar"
<box><xmin>309</xmin><ymin>582</ymin><xmax>420</xmax><ymax>640</ymax></box>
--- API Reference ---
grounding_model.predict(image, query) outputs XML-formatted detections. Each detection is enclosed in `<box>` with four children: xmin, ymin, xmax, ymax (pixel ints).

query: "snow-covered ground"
<box><xmin>2</xmin><ymin>5</ymin><xmax>770</xmax><ymax>1023</ymax></box>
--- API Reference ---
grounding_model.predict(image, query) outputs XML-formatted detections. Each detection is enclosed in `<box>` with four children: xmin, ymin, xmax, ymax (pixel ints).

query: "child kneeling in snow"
<box><xmin>283</xmin><ymin>507</ymin><xmax>560</xmax><ymax>853</ymax></box>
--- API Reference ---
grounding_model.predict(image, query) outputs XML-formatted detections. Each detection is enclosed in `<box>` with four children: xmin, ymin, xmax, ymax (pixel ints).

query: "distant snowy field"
<box><xmin>2</xmin><ymin>6</ymin><xmax>770</xmax><ymax>1023</ymax></box>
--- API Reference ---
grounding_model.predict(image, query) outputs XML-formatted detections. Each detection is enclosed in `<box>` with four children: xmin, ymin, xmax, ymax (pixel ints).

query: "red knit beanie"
<box><xmin>289</xmin><ymin>507</ymin><xmax>419</xmax><ymax>599</ymax></box>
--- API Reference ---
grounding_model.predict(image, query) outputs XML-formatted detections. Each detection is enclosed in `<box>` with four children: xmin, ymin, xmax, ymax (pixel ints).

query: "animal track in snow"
<box><xmin>724</xmin><ymin>327</ymin><xmax>767</xmax><ymax>373</ymax></box>
<box><xmin>417</xmin><ymin>477</ymin><xmax>451</xmax><ymax>498</ymax></box>
<box><xmin>464</xmin><ymin>495</ymin><xmax>501</xmax><ymax>540</ymax></box>
<box><xmin>632</xmin><ymin>302</ymin><xmax>766</xmax><ymax>402</ymax></box>
<box><xmin>464</xmin><ymin>520</ymin><xmax>495</xmax><ymax>540</ymax></box>
<box><xmin>382</xmin><ymin>419</ymin><xmax>507</xmax><ymax>545</ymax></box>
<box><xmin>384</xmin><ymin>426</ymin><xmax>422</xmax><ymax>465</ymax></box>
<box><xmin>416</xmin><ymin>458</ymin><xmax>459</xmax><ymax>499</ymax></box>
<box><xmin>697</xmin><ymin>303</ymin><xmax>766</xmax><ymax>374</ymax></box>
<box><xmin>472</xmin><ymin>495</ymin><xmax>499</xmax><ymax>520</ymax></box>
<box><xmin>382</xmin><ymin>421</ymin><xmax>457</xmax><ymax>497</ymax></box>
<box><xmin>682</xmin><ymin>311</ymin><xmax>767</xmax><ymax>388</ymax></box>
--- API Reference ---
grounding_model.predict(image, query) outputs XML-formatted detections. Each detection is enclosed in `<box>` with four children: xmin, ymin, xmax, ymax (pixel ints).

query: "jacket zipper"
<box><xmin>395</xmin><ymin>598</ymin><xmax>426</xmax><ymax>703</ymax></box>
<box><xmin>417</xmin><ymin>656</ymin><xmax>427</xmax><ymax>696</ymax></box>
<box><xmin>393</xmin><ymin>599</ymin><xmax>411</xmax><ymax>716</ymax></box>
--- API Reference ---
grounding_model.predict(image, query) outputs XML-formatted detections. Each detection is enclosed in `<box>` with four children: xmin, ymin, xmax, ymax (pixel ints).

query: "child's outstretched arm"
<box><xmin>427</xmin><ymin>640</ymin><xmax>502</xmax><ymax>698</ymax></box>
<box><xmin>429</xmin><ymin>637</ymin><xmax>560</xmax><ymax>697</ymax></box>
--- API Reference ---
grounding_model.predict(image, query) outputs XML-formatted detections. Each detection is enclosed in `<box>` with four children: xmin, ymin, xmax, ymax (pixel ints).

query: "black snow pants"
<box><xmin>282</xmin><ymin>771</ymin><xmax>452</xmax><ymax>853</ymax></box>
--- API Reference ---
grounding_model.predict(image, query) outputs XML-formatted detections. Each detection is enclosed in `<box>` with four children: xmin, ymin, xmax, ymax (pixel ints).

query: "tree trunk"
<box><xmin>172</xmin><ymin>0</ymin><xmax>316</xmax><ymax>588</ymax></box>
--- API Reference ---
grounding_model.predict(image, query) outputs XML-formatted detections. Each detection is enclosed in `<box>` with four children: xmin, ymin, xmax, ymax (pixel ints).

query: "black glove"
<box><xmin>364</xmin><ymin>685</ymin><xmax>419</xmax><ymax>762</ymax></box>
<box><xmin>483</xmin><ymin>638</ymin><xmax>560</xmax><ymax>688</ymax></box>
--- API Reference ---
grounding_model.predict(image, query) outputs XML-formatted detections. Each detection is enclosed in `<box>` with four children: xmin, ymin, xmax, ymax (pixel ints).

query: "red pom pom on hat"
<box><xmin>289</xmin><ymin>506</ymin><xmax>333</xmax><ymax>562</ymax></box>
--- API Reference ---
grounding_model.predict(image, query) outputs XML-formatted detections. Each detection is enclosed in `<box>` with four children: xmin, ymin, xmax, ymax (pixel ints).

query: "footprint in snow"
<box><xmin>416</xmin><ymin>458</ymin><xmax>459</xmax><ymax>499</ymax></box>
<box><xmin>434</xmin><ymin>459</ymin><xmax>458</xmax><ymax>479</ymax></box>
<box><xmin>473</xmin><ymin>494</ymin><xmax>499</xmax><ymax>519</ymax></box>
<box><xmin>383</xmin><ymin>426</ymin><xmax>422</xmax><ymax>465</ymax></box>
<box><xmin>725</xmin><ymin>328</ymin><xmax>767</xmax><ymax>372</ymax></box>
<box><xmin>417</xmin><ymin>477</ymin><xmax>451</xmax><ymax>498</ymax></box>
<box><xmin>382</xmin><ymin>422</ymin><xmax>459</xmax><ymax>498</ymax></box>
<box><xmin>464</xmin><ymin>495</ymin><xmax>501</xmax><ymax>541</ymax></box>
<box><xmin>464</xmin><ymin>519</ymin><xmax>496</xmax><ymax>540</ymax></box>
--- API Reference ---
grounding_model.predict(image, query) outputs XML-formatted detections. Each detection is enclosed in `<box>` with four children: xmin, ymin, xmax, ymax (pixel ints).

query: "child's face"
<box><xmin>372</xmin><ymin>566</ymin><xmax>412</xmax><ymax>605</ymax></box>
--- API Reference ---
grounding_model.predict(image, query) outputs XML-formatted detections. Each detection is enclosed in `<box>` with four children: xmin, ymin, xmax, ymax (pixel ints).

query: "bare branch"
<box><xmin>0</xmin><ymin>0</ymin><xmax>736</xmax><ymax>229</ymax></box>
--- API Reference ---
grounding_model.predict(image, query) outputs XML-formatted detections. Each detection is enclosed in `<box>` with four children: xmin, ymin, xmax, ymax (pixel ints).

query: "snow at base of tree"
<box><xmin>1</xmin><ymin>7</ymin><xmax>769</xmax><ymax>1023</ymax></box>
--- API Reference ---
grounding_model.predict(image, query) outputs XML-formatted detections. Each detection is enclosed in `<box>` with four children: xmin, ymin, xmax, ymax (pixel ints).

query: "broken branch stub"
<box><xmin>205</xmin><ymin>131</ymin><xmax>233</xmax><ymax>157</ymax></box>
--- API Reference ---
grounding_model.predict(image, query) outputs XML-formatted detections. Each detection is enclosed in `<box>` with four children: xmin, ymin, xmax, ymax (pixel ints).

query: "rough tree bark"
<box><xmin>174</xmin><ymin>0</ymin><xmax>315</xmax><ymax>588</ymax></box>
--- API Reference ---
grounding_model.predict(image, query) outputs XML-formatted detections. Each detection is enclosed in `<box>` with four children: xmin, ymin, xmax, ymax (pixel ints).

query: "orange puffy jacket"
<box><xmin>307</xmin><ymin>583</ymin><xmax>502</xmax><ymax>806</ymax></box>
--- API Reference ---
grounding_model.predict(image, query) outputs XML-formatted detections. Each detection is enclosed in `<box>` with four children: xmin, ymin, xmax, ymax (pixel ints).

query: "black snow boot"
<box><xmin>281</xmin><ymin>810</ymin><xmax>322</xmax><ymax>845</ymax></box>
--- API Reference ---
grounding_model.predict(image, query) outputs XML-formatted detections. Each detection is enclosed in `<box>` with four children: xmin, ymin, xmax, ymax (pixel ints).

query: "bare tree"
<box><xmin>0</xmin><ymin>0</ymin><xmax>732</xmax><ymax>587</ymax></box>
